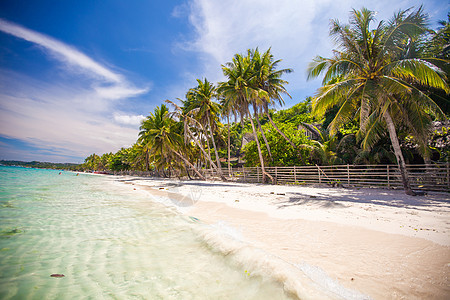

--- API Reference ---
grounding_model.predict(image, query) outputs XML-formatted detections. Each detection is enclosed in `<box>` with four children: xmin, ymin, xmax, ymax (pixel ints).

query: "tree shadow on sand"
<box><xmin>276</xmin><ymin>189</ymin><xmax>450</xmax><ymax>213</ymax></box>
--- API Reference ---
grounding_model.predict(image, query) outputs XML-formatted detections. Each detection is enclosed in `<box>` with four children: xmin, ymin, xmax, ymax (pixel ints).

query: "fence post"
<box><xmin>243</xmin><ymin>167</ymin><xmax>246</xmax><ymax>182</ymax></box>
<box><xmin>275</xmin><ymin>166</ymin><xmax>278</xmax><ymax>181</ymax></box>
<box><xmin>347</xmin><ymin>164</ymin><xmax>350</xmax><ymax>185</ymax></box>
<box><xmin>294</xmin><ymin>166</ymin><xmax>297</xmax><ymax>183</ymax></box>
<box><xmin>387</xmin><ymin>165</ymin><xmax>390</xmax><ymax>189</ymax></box>
<box><xmin>447</xmin><ymin>160</ymin><xmax>449</xmax><ymax>190</ymax></box>
<box><xmin>318</xmin><ymin>166</ymin><xmax>321</xmax><ymax>184</ymax></box>
<box><xmin>257</xmin><ymin>167</ymin><xmax>260</xmax><ymax>183</ymax></box>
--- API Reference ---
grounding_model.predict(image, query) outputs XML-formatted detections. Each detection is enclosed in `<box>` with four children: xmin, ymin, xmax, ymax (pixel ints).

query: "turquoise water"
<box><xmin>0</xmin><ymin>166</ymin><xmax>292</xmax><ymax>299</ymax></box>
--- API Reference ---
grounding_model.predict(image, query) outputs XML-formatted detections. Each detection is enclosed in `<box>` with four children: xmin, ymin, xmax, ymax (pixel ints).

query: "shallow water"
<box><xmin>0</xmin><ymin>166</ymin><xmax>293</xmax><ymax>299</ymax></box>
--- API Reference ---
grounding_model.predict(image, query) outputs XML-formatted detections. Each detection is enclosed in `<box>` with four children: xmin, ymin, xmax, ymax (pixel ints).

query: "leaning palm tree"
<box><xmin>166</xmin><ymin>99</ymin><xmax>228</xmax><ymax>181</ymax></box>
<box><xmin>218</xmin><ymin>53</ymin><xmax>275</xmax><ymax>183</ymax></box>
<box><xmin>308</xmin><ymin>7</ymin><xmax>449</xmax><ymax>195</ymax></box>
<box><xmin>184</xmin><ymin>79</ymin><xmax>224</xmax><ymax>177</ymax></box>
<box><xmin>139</xmin><ymin>104</ymin><xmax>205</xmax><ymax>180</ymax></box>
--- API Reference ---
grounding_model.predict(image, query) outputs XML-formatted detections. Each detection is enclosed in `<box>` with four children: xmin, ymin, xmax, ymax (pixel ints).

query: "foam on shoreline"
<box><xmin>191</xmin><ymin>219</ymin><xmax>371</xmax><ymax>300</ymax></box>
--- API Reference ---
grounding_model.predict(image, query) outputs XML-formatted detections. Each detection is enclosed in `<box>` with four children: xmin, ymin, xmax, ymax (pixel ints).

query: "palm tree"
<box><xmin>218</xmin><ymin>53</ymin><xmax>275</xmax><ymax>183</ymax></box>
<box><xmin>184</xmin><ymin>79</ymin><xmax>225</xmax><ymax>178</ymax></box>
<box><xmin>139</xmin><ymin>104</ymin><xmax>205</xmax><ymax>180</ymax></box>
<box><xmin>308</xmin><ymin>7</ymin><xmax>449</xmax><ymax>195</ymax></box>
<box><xmin>220</xmin><ymin>94</ymin><xmax>239</xmax><ymax>176</ymax></box>
<box><xmin>166</xmin><ymin>99</ymin><xmax>227</xmax><ymax>181</ymax></box>
<box><xmin>250</xmin><ymin>48</ymin><xmax>296</xmax><ymax>150</ymax></box>
<box><xmin>427</xmin><ymin>12</ymin><xmax>450</xmax><ymax>60</ymax></box>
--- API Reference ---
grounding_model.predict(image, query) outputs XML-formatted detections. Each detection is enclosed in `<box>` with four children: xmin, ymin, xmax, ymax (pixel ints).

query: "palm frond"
<box><xmin>359</xmin><ymin>111</ymin><xmax>385</xmax><ymax>150</ymax></box>
<box><xmin>312</xmin><ymin>78</ymin><xmax>361</xmax><ymax>118</ymax></box>
<box><xmin>386</xmin><ymin>58</ymin><xmax>449</xmax><ymax>92</ymax></box>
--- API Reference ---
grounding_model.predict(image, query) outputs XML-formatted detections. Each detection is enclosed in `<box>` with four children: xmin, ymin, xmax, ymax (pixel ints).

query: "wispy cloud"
<box><xmin>0</xmin><ymin>19</ymin><xmax>150</xmax><ymax>162</ymax></box>
<box><xmin>0</xmin><ymin>18</ymin><xmax>149</xmax><ymax>98</ymax></box>
<box><xmin>183</xmin><ymin>0</ymin><xmax>447</xmax><ymax>104</ymax></box>
<box><xmin>0</xmin><ymin>70</ymin><xmax>141</xmax><ymax>161</ymax></box>
<box><xmin>0</xmin><ymin>18</ymin><xmax>121</xmax><ymax>83</ymax></box>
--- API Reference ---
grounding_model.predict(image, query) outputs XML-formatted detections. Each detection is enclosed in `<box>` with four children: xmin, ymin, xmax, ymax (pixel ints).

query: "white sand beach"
<box><xmin>120</xmin><ymin>177</ymin><xmax>450</xmax><ymax>299</ymax></box>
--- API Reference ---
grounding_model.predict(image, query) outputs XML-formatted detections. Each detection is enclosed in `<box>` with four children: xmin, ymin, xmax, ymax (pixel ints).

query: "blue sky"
<box><xmin>0</xmin><ymin>0</ymin><xmax>448</xmax><ymax>163</ymax></box>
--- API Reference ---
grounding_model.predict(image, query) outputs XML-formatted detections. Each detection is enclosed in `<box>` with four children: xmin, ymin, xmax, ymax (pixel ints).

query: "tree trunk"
<box><xmin>227</xmin><ymin>114</ymin><xmax>232</xmax><ymax>177</ymax></box>
<box><xmin>249</xmin><ymin>115</ymin><xmax>274</xmax><ymax>184</ymax></box>
<box><xmin>145</xmin><ymin>149</ymin><xmax>150</xmax><ymax>171</ymax></box>
<box><xmin>183</xmin><ymin>161</ymin><xmax>193</xmax><ymax>180</ymax></box>
<box><xmin>207</xmin><ymin>114</ymin><xmax>224</xmax><ymax>177</ymax></box>
<box><xmin>172</xmin><ymin>148</ymin><xmax>205</xmax><ymax>180</ymax></box>
<box><xmin>254</xmin><ymin>106</ymin><xmax>272</xmax><ymax>160</ymax></box>
<box><xmin>384</xmin><ymin>111</ymin><xmax>415</xmax><ymax>195</ymax></box>
<box><xmin>186</xmin><ymin>124</ymin><xmax>227</xmax><ymax>181</ymax></box>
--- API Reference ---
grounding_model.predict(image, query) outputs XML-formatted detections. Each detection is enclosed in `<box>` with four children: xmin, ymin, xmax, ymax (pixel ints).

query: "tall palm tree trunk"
<box><xmin>249</xmin><ymin>114</ymin><xmax>274</xmax><ymax>184</ymax></box>
<box><xmin>205</xmin><ymin>135</ymin><xmax>212</xmax><ymax>169</ymax></box>
<box><xmin>145</xmin><ymin>149</ymin><xmax>150</xmax><ymax>171</ymax></box>
<box><xmin>254</xmin><ymin>106</ymin><xmax>272</xmax><ymax>161</ymax></box>
<box><xmin>183</xmin><ymin>161</ymin><xmax>193</xmax><ymax>180</ymax></box>
<box><xmin>227</xmin><ymin>114</ymin><xmax>232</xmax><ymax>177</ymax></box>
<box><xmin>207</xmin><ymin>115</ymin><xmax>224</xmax><ymax>177</ymax></box>
<box><xmin>384</xmin><ymin>111</ymin><xmax>415</xmax><ymax>196</ymax></box>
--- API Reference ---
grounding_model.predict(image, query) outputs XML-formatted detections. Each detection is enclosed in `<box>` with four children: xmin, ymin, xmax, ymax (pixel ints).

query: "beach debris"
<box><xmin>158</xmin><ymin>187</ymin><xmax>165</xmax><ymax>190</ymax></box>
<box><xmin>2</xmin><ymin>201</ymin><xmax>15</xmax><ymax>208</ymax></box>
<box><xmin>310</xmin><ymin>195</ymin><xmax>317</xmax><ymax>199</ymax></box>
<box><xmin>276</xmin><ymin>193</ymin><xmax>285</xmax><ymax>195</ymax></box>
<box><xmin>351</xmin><ymin>278</ymin><xmax>354</xmax><ymax>281</ymax></box>
<box><xmin>270</xmin><ymin>192</ymin><xmax>274</xmax><ymax>194</ymax></box>
<box><xmin>1</xmin><ymin>228</ymin><xmax>23</xmax><ymax>238</ymax></box>
<box><xmin>413</xmin><ymin>190</ymin><xmax>427</xmax><ymax>196</ymax></box>
<box><xmin>235</xmin><ymin>200</ymin><xmax>239</xmax><ymax>202</ymax></box>
<box><xmin>50</xmin><ymin>274</ymin><xmax>65</xmax><ymax>278</ymax></box>
<box><xmin>189</xmin><ymin>216</ymin><xmax>200</xmax><ymax>223</ymax></box>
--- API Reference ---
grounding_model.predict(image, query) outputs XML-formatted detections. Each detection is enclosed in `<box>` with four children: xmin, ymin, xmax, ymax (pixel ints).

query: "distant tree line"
<box><xmin>0</xmin><ymin>160</ymin><xmax>80</xmax><ymax>171</ymax></box>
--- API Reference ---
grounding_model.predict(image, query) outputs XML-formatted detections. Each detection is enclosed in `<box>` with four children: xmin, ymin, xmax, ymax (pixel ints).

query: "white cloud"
<box><xmin>113</xmin><ymin>113</ymin><xmax>146</xmax><ymax>126</ymax></box>
<box><xmin>184</xmin><ymin>0</ymin><xmax>447</xmax><ymax>104</ymax></box>
<box><xmin>0</xmin><ymin>19</ymin><xmax>150</xmax><ymax>161</ymax></box>
<box><xmin>94</xmin><ymin>84</ymin><xmax>149</xmax><ymax>100</ymax></box>
<box><xmin>0</xmin><ymin>18</ymin><xmax>149</xmax><ymax>100</ymax></box>
<box><xmin>0</xmin><ymin>18</ymin><xmax>121</xmax><ymax>83</ymax></box>
<box><xmin>0</xmin><ymin>70</ymin><xmax>141</xmax><ymax>161</ymax></box>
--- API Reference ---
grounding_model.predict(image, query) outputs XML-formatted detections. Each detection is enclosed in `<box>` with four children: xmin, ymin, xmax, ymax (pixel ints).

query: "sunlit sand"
<box><xmin>124</xmin><ymin>177</ymin><xmax>450</xmax><ymax>299</ymax></box>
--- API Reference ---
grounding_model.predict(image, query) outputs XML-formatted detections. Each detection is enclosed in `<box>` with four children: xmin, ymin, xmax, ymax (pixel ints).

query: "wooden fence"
<box><xmin>201</xmin><ymin>163</ymin><xmax>450</xmax><ymax>192</ymax></box>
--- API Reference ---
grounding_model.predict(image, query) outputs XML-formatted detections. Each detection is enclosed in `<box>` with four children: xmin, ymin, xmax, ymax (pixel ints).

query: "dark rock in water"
<box><xmin>50</xmin><ymin>274</ymin><xmax>65</xmax><ymax>278</ymax></box>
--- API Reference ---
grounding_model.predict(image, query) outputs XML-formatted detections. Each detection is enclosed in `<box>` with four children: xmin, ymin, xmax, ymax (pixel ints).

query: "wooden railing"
<box><xmin>201</xmin><ymin>163</ymin><xmax>450</xmax><ymax>192</ymax></box>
